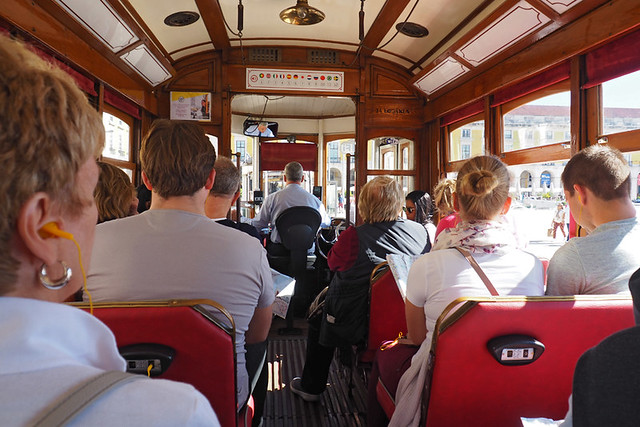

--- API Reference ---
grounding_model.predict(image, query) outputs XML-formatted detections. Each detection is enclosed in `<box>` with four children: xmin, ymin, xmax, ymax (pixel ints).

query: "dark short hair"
<box><xmin>140</xmin><ymin>120</ymin><xmax>216</xmax><ymax>198</ymax></box>
<box><xmin>561</xmin><ymin>144</ymin><xmax>630</xmax><ymax>200</ymax></box>
<box><xmin>406</xmin><ymin>190</ymin><xmax>433</xmax><ymax>224</ymax></box>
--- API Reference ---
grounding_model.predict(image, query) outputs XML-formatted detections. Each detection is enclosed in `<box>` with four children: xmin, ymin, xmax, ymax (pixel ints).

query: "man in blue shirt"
<box><xmin>251</xmin><ymin>161</ymin><xmax>330</xmax><ymax>255</ymax></box>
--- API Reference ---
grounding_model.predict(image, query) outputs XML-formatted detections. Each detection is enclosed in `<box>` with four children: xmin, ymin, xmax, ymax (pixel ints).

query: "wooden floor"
<box><xmin>262</xmin><ymin>317</ymin><xmax>369</xmax><ymax>426</ymax></box>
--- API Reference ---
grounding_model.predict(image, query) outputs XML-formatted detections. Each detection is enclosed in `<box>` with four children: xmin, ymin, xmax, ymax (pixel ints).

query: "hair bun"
<box><xmin>461</xmin><ymin>170</ymin><xmax>499</xmax><ymax>197</ymax></box>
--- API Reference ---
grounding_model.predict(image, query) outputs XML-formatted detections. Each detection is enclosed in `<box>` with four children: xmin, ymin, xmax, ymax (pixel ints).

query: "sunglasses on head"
<box><xmin>403</xmin><ymin>206</ymin><xmax>415</xmax><ymax>214</ymax></box>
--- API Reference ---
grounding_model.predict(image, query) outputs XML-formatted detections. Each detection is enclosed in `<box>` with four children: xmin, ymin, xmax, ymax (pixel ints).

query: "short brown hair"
<box><xmin>561</xmin><ymin>144</ymin><xmax>630</xmax><ymax>200</ymax></box>
<box><xmin>456</xmin><ymin>156</ymin><xmax>510</xmax><ymax>220</ymax></box>
<box><xmin>211</xmin><ymin>156</ymin><xmax>241</xmax><ymax>196</ymax></box>
<box><xmin>0</xmin><ymin>35</ymin><xmax>104</xmax><ymax>293</ymax></box>
<box><xmin>140</xmin><ymin>119</ymin><xmax>216</xmax><ymax>198</ymax></box>
<box><xmin>95</xmin><ymin>162</ymin><xmax>134</xmax><ymax>223</ymax></box>
<box><xmin>358</xmin><ymin>176</ymin><xmax>403</xmax><ymax>223</ymax></box>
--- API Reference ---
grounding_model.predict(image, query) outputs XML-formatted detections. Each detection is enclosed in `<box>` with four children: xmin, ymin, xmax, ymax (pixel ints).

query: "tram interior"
<box><xmin>2</xmin><ymin>0</ymin><xmax>640</xmax><ymax>425</ymax></box>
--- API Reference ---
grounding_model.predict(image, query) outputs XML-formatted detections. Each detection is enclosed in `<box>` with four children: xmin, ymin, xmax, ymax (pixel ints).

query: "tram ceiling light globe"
<box><xmin>280</xmin><ymin>0</ymin><xmax>325</xmax><ymax>25</ymax></box>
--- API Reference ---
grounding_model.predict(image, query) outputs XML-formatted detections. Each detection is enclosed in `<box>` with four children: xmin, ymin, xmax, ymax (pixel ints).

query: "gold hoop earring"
<box><xmin>39</xmin><ymin>261</ymin><xmax>72</xmax><ymax>290</ymax></box>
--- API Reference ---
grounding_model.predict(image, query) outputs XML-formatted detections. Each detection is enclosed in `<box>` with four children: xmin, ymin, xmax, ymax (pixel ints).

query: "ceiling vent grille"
<box><xmin>309</xmin><ymin>50</ymin><xmax>339</xmax><ymax>64</ymax></box>
<box><xmin>249</xmin><ymin>48</ymin><xmax>281</xmax><ymax>62</ymax></box>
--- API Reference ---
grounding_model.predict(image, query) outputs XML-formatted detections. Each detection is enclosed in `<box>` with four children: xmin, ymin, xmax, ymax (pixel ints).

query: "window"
<box><xmin>449</xmin><ymin>119</ymin><xmax>484</xmax><ymax>162</ymax></box>
<box><xmin>502</xmin><ymin>90</ymin><xmax>570</xmax><ymax>152</ymax></box>
<box><xmin>602</xmin><ymin>70</ymin><xmax>640</xmax><ymax>135</ymax></box>
<box><xmin>329</xmin><ymin>141</ymin><xmax>339</xmax><ymax>163</ymax></box>
<box><xmin>236</xmin><ymin>139</ymin><xmax>246</xmax><ymax>162</ymax></box>
<box><xmin>102</xmin><ymin>112</ymin><xmax>131</xmax><ymax>162</ymax></box>
<box><xmin>367</xmin><ymin>137</ymin><xmax>414</xmax><ymax>170</ymax></box>
<box><xmin>101</xmin><ymin>104</ymin><xmax>135</xmax><ymax>178</ymax></box>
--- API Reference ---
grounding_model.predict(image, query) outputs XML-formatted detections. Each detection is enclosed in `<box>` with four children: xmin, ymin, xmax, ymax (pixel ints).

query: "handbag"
<box><xmin>547</xmin><ymin>227</ymin><xmax>554</xmax><ymax>237</ymax></box>
<box><xmin>307</xmin><ymin>285</ymin><xmax>329</xmax><ymax>322</ymax></box>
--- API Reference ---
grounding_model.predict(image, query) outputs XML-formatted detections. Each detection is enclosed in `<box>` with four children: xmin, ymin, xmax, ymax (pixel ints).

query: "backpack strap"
<box><xmin>33</xmin><ymin>371</ymin><xmax>141</xmax><ymax>427</ymax></box>
<box><xmin>454</xmin><ymin>247</ymin><xmax>499</xmax><ymax>296</ymax></box>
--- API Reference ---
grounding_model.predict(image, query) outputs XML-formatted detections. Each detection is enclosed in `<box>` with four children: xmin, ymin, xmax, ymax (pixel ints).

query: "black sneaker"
<box><xmin>289</xmin><ymin>377</ymin><xmax>322</xmax><ymax>402</ymax></box>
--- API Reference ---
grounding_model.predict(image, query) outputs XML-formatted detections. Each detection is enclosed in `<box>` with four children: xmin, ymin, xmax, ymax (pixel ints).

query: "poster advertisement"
<box><xmin>170</xmin><ymin>91</ymin><xmax>211</xmax><ymax>121</ymax></box>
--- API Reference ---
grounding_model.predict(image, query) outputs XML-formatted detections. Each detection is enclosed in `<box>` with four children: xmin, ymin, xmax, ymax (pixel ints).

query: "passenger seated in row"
<box><xmin>290</xmin><ymin>177</ymin><xmax>430</xmax><ymax>402</ymax></box>
<box><xmin>546</xmin><ymin>144</ymin><xmax>640</xmax><ymax>295</ymax></box>
<box><xmin>370</xmin><ymin>155</ymin><xmax>544</xmax><ymax>427</ymax></box>
<box><xmin>205</xmin><ymin>156</ymin><xmax>261</xmax><ymax>241</ymax></box>
<box><xmin>0</xmin><ymin>35</ymin><xmax>219</xmax><ymax>425</ymax></box>
<box><xmin>404</xmin><ymin>190</ymin><xmax>436</xmax><ymax>249</ymax></box>
<box><xmin>433</xmin><ymin>177</ymin><xmax>458</xmax><ymax>237</ymax></box>
<box><xmin>95</xmin><ymin>161</ymin><xmax>138</xmax><ymax>223</ymax></box>
<box><xmin>87</xmin><ymin>119</ymin><xmax>275</xmax><ymax>408</ymax></box>
<box><xmin>251</xmin><ymin>161</ymin><xmax>330</xmax><ymax>256</ymax></box>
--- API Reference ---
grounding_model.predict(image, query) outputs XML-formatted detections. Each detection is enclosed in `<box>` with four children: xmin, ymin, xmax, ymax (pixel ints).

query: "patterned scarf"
<box><xmin>432</xmin><ymin>219</ymin><xmax>516</xmax><ymax>255</ymax></box>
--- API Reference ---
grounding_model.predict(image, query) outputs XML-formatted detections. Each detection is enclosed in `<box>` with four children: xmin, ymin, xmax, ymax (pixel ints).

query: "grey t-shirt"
<box><xmin>87</xmin><ymin>209</ymin><xmax>275</xmax><ymax>404</ymax></box>
<box><xmin>546</xmin><ymin>217</ymin><xmax>640</xmax><ymax>295</ymax></box>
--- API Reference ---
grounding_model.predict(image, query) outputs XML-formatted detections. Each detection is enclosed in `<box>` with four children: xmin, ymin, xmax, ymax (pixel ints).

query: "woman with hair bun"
<box><xmin>369</xmin><ymin>156</ymin><xmax>544</xmax><ymax>426</ymax></box>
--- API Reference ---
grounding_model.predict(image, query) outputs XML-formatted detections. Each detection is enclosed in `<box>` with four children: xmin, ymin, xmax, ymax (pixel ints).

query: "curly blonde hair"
<box><xmin>358</xmin><ymin>177</ymin><xmax>403</xmax><ymax>223</ymax></box>
<box><xmin>95</xmin><ymin>162</ymin><xmax>135</xmax><ymax>223</ymax></box>
<box><xmin>456</xmin><ymin>156</ymin><xmax>510</xmax><ymax>220</ymax></box>
<box><xmin>0</xmin><ymin>35</ymin><xmax>104</xmax><ymax>293</ymax></box>
<box><xmin>433</xmin><ymin>178</ymin><xmax>456</xmax><ymax>216</ymax></box>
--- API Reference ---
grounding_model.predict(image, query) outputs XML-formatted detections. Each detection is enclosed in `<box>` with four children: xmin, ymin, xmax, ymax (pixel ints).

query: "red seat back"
<box><xmin>74</xmin><ymin>300</ymin><xmax>239</xmax><ymax>427</ymax></box>
<box><xmin>362</xmin><ymin>263</ymin><xmax>407</xmax><ymax>363</ymax></box>
<box><xmin>425</xmin><ymin>296</ymin><xmax>634</xmax><ymax>426</ymax></box>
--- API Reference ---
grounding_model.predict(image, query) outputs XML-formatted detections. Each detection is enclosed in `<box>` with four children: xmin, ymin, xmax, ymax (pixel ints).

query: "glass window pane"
<box><xmin>231</xmin><ymin>134</ymin><xmax>251</xmax><ymax>165</ymax></box>
<box><xmin>102</xmin><ymin>112</ymin><xmax>130</xmax><ymax>161</ymax></box>
<box><xmin>367</xmin><ymin>137</ymin><xmax>414</xmax><ymax>170</ymax></box>
<box><xmin>602</xmin><ymin>70</ymin><xmax>640</xmax><ymax>135</ymax></box>
<box><xmin>502</xmin><ymin>92</ymin><xmax>570</xmax><ymax>152</ymax></box>
<box><xmin>207</xmin><ymin>134</ymin><xmax>219</xmax><ymax>155</ymax></box>
<box><xmin>449</xmin><ymin>120</ymin><xmax>484</xmax><ymax>161</ymax></box>
<box><xmin>325</xmin><ymin>139</ymin><xmax>355</xmax><ymax>218</ymax></box>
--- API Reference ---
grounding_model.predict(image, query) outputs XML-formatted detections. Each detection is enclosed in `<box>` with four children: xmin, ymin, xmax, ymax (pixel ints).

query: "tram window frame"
<box><xmin>444</xmin><ymin>113</ymin><xmax>485</xmax><ymax>173</ymax></box>
<box><xmin>101</xmin><ymin>103</ymin><xmax>136</xmax><ymax>179</ymax></box>
<box><xmin>594</xmin><ymin>70</ymin><xmax>640</xmax><ymax>154</ymax></box>
<box><xmin>498</xmin><ymin>81</ymin><xmax>572</xmax><ymax>167</ymax></box>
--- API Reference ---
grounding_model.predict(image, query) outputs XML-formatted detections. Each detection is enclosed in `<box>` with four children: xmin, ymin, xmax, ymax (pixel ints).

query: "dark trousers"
<box><xmin>301</xmin><ymin>317</ymin><xmax>335</xmax><ymax>394</ymax></box>
<box><xmin>245</xmin><ymin>340</ymin><xmax>268</xmax><ymax>426</ymax></box>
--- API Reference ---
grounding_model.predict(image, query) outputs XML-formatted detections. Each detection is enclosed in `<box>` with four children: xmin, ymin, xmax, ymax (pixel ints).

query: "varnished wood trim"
<box><xmin>360</xmin><ymin>0</ymin><xmax>411</xmax><ymax>56</ymax></box>
<box><xmin>409</xmin><ymin>0</ymin><xmax>496</xmax><ymax>73</ymax></box>
<box><xmin>195</xmin><ymin>0</ymin><xmax>231</xmax><ymax>50</ymax></box>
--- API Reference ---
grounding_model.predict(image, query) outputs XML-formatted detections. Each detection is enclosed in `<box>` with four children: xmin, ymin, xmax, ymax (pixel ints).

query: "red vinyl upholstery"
<box><xmin>73</xmin><ymin>299</ymin><xmax>245</xmax><ymax>427</ymax></box>
<box><xmin>362</xmin><ymin>263</ymin><xmax>407</xmax><ymax>363</ymax></box>
<box><xmin>377</xmin><ymin>296</ymin><xmax>634</xmax><ymax>426</ymax></box>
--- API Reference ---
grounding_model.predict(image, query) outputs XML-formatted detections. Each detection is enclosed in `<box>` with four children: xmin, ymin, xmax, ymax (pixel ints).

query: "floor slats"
<box><xmin>263</xmin><ymin>319</ymin><xmax>368</xmax><ymax>426</ymax></box>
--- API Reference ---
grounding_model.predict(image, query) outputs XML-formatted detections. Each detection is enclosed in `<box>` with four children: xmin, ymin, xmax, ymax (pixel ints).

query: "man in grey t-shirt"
<box><xmin>546</xmin><ymin>144</ymin><xmax>640</xmax><ymax>295</ymax></box>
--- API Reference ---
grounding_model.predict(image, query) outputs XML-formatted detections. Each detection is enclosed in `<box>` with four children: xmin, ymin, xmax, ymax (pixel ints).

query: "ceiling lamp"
<box><xmin>280</xmin><ymin>0</ymin><xmax>325</xmax><ymax>25</ymax></box>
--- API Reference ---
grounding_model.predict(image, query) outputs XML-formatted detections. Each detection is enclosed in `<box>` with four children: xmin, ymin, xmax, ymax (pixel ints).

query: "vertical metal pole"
<box><xmin>234</xmin><ymin>152</ymin><xmax>241</xmax><ymax>222</ymax></box>
<box><xmin>345</xmin><ymin>154</ymin><xmax>352</xmax><ymax>226</ymax></box>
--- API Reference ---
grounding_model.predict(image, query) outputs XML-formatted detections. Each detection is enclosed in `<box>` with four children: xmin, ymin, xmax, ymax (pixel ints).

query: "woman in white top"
<box><xmin>373</xmin><ymin>155</ymin><xmax>544</xmax><ymax>427</ymax></box>
<box><xmin>0</xmin><ymin>35</ymin><xmax>219</xmax><ymax>426</ymax></box>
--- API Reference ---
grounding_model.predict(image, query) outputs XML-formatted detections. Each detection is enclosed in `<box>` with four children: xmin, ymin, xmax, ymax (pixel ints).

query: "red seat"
<box><xmin>377</xmin><ymin>295</ymin><xmax>634</xmax><ymax>425</ymax></box>
<box><xmin>72</xmin><ymin>299</ymin><xmax>251</xmax><ymax>427</ymax></box>
<box><xmin>361</xmin><ymin>262</ymin><xmax>407</xmax><ymax>363</ymax></box>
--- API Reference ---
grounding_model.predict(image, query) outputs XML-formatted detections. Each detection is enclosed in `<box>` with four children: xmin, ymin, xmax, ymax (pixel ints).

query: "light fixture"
<box><xmin>280</xmin><ymin>0</ymin><xmax>325</xmax><ymax>25</ymax></box>
<box><xmin>120</xmin><ymin>44</ymin><xmax>171</xmax><ymax>86</ymax></box>
<box><xmin>53</xmin><ymin>0</ymin><xmax>172</xmax><ymax>86</ymax></box>
<box><xmin>164</xmin><ymin>11</ymin><xmax>200</xmax><ymax>27</ymax></box>
<box><xmin>396</xmin><ymin>22</ymin><xmax>429</xmax><ymax>38</ymax></box>
<box><xmin>53</xmin><ymin>0</ymin><xmax>139</xmax><ymax>52</ymax></box>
